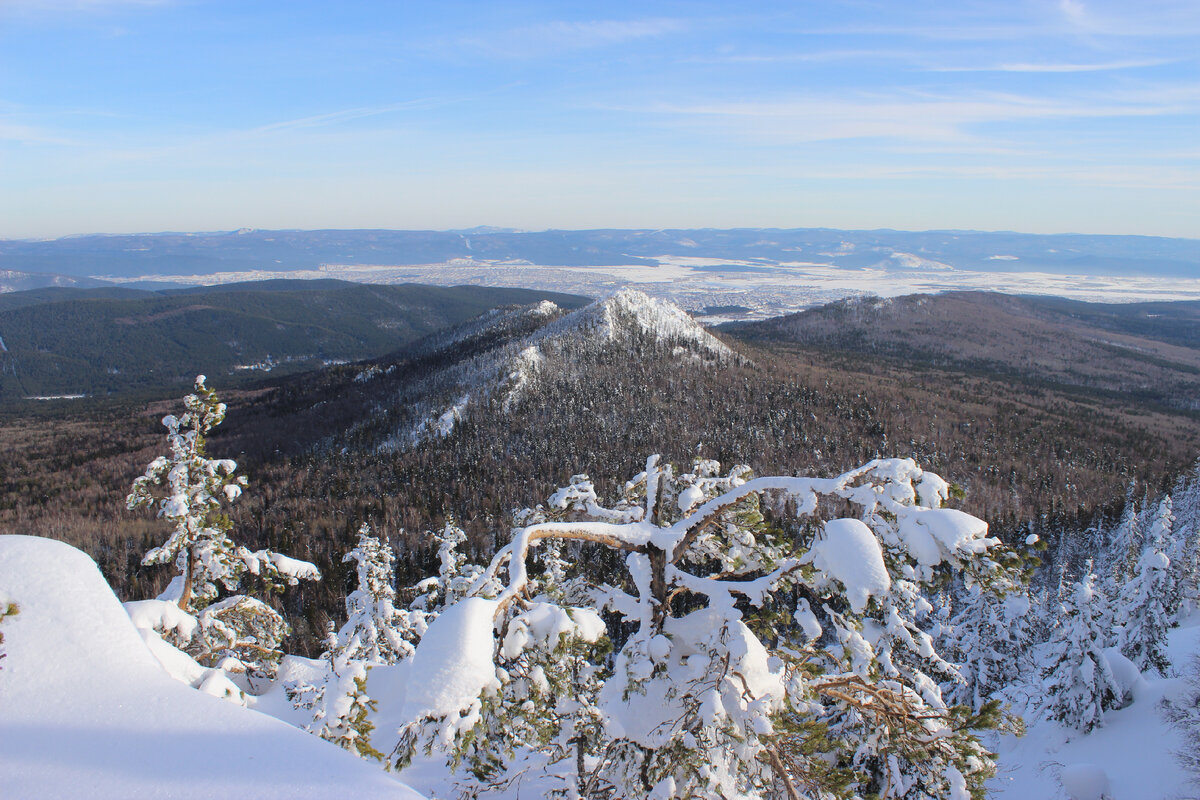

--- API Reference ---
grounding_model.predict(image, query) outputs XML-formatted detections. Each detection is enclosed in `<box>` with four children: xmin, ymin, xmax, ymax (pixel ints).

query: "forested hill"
<box><xmin>0</xmin><ymin>281</ymin><xmax>590</xmax><ymax>400</ymax></box>
<box><xmin>723</xmin><ymin>291</ymin><xmax>1200</xmax><ymax>413</ymax></box>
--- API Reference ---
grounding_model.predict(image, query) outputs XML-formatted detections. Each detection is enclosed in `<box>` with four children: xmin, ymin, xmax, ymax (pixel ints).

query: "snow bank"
<box><xmin>1059</xmin><ymin>763</ymin><xmax>1112</xmax><ymax>800</ymax></box>
<box><xmin>0</xmin><ymin>535</ymin><xmax>422</xmax><ymax>800</ymax></box>
<box><xmin>990</xmin><ymin>621</ymin><xmax>1200</xmax><ymax>799</ymax></box>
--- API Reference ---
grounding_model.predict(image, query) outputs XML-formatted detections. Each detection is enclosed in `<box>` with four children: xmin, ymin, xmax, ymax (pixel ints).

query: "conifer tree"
<box><xmin>1169</xmin><ymin>464</ymin><xmax>1200</xmax><ymax>619</ymax></box>
<box><xmin>1106</xmin><ymin>483</ymin><xmax>1143</xmax><ymax>586</ymax></box>
<box><xmin>127</xmin><ymin>376</ymin><xmax>319</xmax><ymax>678</ymax></box>
<box><xmin>410</xmin><ymin>520</ymin><xmax>502</xmax><ymax>614</ymax></box>
<box><xmin>291</xmin><ymin>624</ymin><xmax>383</xmax><ymax>762</ymax></box>
<box><xmin>946</xmin><ymin>583</ymin><xmax>1032</xmax><ymax>712</ymax></box>
<box><xmin>1118</xmin><ymin>497</ymin><xmax>1173</xmax><ymax>676</ymax></box>
<box><xmin>339</xmin><ymin>524</ymin><xmax>410</xmax><ymax>664</ymax></box>
<box><xmin>1040</xmin><ymin>567</ymin><xmax>1125</xmax><ymax>733</ymax></box>
<box><xmin>394</xmin><ymin>456</ymin><xmax>1024</xmax><ymax>799</ymax></box>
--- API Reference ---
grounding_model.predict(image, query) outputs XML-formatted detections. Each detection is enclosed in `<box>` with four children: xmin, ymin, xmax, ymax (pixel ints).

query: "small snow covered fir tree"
<box><xmin>394</xmin><ymin>455</ymin><xmax>1025</xmax><ymax>799</ymax></box>
<box><xmin>1039</xmin><ymin>565</ymin><xmax>1125</xmax><ymax>733</ymax></box>
<box><xmin>945</xmin><ymin>582</ymin><xmax>1033</xmax><ymax>712</ymax></box>
<box><xmin>410</xmin><ymin>520</ymin><xmax>501</xmax><ymax>614</ymax></box>
<box><xmin>127</xmin><ymin>376</ymin><xmax>320</xmax><ymax>678</ymax></box>
<box><xmin>1117</xmin><ymin>497</ymin><xmax>1173</xmax><ymax>676</ymax></box>
<box><xmin>338</xmin><ymin>524</ymin><xmax>412</xmax><ymax>664</ymax></box>
<box><xmin>291</xmin><ymin>623</ymin><xmax>383</xmax><ymax>761</ymax></box>
<box><xmin>1105</xmin><ymin>484</ymin><xmax>1143</xmax><ymax>586</ymax></box>
<box><xmin>1169</xmin><ymin>464</ymin><xmax>1200</xmax><ymax>620</ymax></box>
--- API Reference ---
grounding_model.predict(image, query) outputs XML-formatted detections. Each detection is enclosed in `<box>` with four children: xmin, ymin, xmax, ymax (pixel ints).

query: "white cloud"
<box><xmin>246</xmin><ymin>102</ymin><xmax>438</xmax><ymax>135</ymax></box>
<box><xmin>931</xmin><ymin>58</ymin><xmax>1178</xmax><ymax>73</ymax></box>
<box><xmin>455</xmin><ymin>18</ymin><xmax>685</xmax><ymax>59</ymax></box>
<box><xmin>631</xmin><ymin>90</ymin><xmax>1186</xmax><ymax>145</ymax></box>
<box><xmin>0</xmin><ymin>120</ymin><xmax>76</xmax><ymax>145</ymax></box>
<box><xmin>1059</xmin><ymin>0</ymin><xmax>1088</xmax><ymax>26</ymax></box>
<box><xmin>0</xmin><ymin>0</ymin><xmax>169</xmax><ymax>13</ymax></box>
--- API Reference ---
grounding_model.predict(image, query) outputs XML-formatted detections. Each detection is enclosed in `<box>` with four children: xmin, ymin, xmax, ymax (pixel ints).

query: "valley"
<box><xmin>2</xmin><ymin>284</ymin><xmax>1198</xmax><ymax>655</ymax></box>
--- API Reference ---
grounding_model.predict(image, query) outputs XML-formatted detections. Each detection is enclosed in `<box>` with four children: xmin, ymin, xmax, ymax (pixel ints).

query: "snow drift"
<box><xmin>0</xmin><ymin>534</ymin><xmax>422</xmax><ymax>800</ymax></box>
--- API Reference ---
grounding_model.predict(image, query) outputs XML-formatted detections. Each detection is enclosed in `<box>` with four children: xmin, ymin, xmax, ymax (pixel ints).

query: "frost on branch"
<box><xmin>396</xmin><ymin>455</ymin><xmax>1022</xmax><ymax>799</ymax></box>
<box><xmin>127</xmin><ymin>376</ymin><xmax>319</xmax><ymax>680</ymax></box>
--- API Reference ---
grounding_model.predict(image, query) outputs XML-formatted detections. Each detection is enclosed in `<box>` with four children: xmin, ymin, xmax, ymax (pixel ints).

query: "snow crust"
<box><xmin>0</xmin><ymin>535</ymin><xmax>422</xmax><ymax>800</ymax></box>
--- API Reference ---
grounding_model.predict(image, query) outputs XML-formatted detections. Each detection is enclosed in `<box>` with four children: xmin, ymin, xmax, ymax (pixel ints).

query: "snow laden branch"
<box><xmin>396</xmin><ymin>455</ymin><xmax>1026</xmax><ymax>799</ymax></box>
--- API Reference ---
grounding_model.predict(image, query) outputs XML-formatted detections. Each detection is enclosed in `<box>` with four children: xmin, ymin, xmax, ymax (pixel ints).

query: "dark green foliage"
<box><xmin>0</xmin><ymin>281</ymin><xmax>588</xmax><ymax>398</ymax></box>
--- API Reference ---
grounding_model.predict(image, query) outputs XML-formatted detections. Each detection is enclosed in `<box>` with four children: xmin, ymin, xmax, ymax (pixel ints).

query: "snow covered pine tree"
<box><xmin>1039</xmin><ymin>565</ymin><xmax>1127</xmax><ymax>733</ymax></box>
<box><xmin>127</xmin><ymin>375</ymin><xmax>319</xmax><ymax>680</ymax></box>
<box><xmin>1117</xmin><ymin>497</ymin><xmax>1173</xmax><ymax>676</ymax></box>
<box><xmin>394</xmin><ymin>456</ymin><xmax>1024</xmax><ymax>799</ymax></box>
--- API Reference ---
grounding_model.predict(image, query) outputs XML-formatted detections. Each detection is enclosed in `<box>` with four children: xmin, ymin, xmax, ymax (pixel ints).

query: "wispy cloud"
<box><xmin>630</xmin><ymin>90</ymin><xmax>1187</xmax><ymax>145</ymax></box>
<box><xmin>0</xmin><ymin>0</ymin><xmax>169</xmax><ymax>13</ymax></box>
<box><xmin>453</xmin><ymin>18</ymin><xmax>685</xmax><ymax>59</ymax></box>
<box><xmin>1059</xmin><ymin>0</ymin><xmax>1089</xmax><ymax>26</ymax></box>
<box><xmin>688</xmin><ymin>48</ymin><xmax>920</xmax><ymax>66</ymax></box>
<box><xmin>930</xmin><ymin>58</ymin><xmax>1181</xmax><ymax>73</ymax></box>
<box><xmin>0</xmin><ymin>120</ymin><xmax>77</xmax><ymax>146</ymax></box>
<box><xmin>246</xmin><ymin>102</ymin><xmax>439</xmax><ymax>135</ymax></box>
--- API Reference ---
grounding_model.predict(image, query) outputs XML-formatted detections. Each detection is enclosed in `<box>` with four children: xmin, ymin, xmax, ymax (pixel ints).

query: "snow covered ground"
<box><xmin>989</xmin><ymin>619</ymin><xmax>1200</xmax><ymax>800</ymax></box>
<box><xmin>0</xmin><ymin>535</ymin><xmax>423</xmax><ymax>800</ymax></box>
<box><xmin>100</xmin><ymin>258</ymin><xmax>1200</xmax><ymax>323</ymax></box>
<box><xmin>6</xmin><ymin>528</ymin><xmax>1200</xmax><ymax>799</ymax></box>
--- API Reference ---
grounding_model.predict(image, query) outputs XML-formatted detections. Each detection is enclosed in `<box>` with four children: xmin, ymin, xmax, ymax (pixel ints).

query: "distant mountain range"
<box><xmin>1</xmin><ymin>227</ymin><xmax>1197</xmax><ymax>283</ymax></box>
<box><xmin>0</xmin><ymin>281</ymin><xmax>588</xmax><ymax>400</ymax></box>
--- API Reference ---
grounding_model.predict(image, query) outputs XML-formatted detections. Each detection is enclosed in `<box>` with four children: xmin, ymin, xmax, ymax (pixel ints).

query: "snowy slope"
<box><xmin>0</xmin><ymin>535</ymin><xmax>423</xmax><ymax>800</ymax></box>
<box><xmin>989</xmin><ymin>619</ymin><xmax>1200</xmax><ymax>799</ymax></box>
<box><xmin>533</xmin><ymin>287</ymin><xmax>731</xmax><ymax>358</ymax></box>
<box><xmin>370</xmin><ymin>289</ymin><xmax>733</xmax><ymax>448</ymax></box>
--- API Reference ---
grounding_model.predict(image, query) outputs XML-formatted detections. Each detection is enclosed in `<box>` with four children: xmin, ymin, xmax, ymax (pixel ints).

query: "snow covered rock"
<box><xmin>0</xmin><ymin>535</ymin><xmax>423</xmax><ymax>800</ymax></box>
<box><xmin>1059</xmin><ymin>763</ymin><xmax>1113</xmax><ymax>800</ymax></box>
<box><xmin>385</xmin><ymin>290</ymin><xmax>733</xmax><ymax>449</ymax></box>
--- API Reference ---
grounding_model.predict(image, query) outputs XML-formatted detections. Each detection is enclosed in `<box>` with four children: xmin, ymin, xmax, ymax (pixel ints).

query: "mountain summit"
<box><xmin>353</xmin><ymin>289</ymin><xmax>733</xmax><ymax>448</ymax></box>
<box><xmin>534</xmin><ymin>288</ymin><xmax>731</xmax><ymax>359</ymax></box>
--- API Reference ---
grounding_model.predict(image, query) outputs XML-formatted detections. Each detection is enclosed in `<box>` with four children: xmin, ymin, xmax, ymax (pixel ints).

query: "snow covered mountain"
<box><xmin>343</xmin><ymin>289</ymin><xmax>734</xmax><ymax>449</ymax></box>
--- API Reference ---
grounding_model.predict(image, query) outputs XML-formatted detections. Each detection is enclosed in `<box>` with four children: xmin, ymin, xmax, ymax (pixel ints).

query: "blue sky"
<box><xmin>1</xmin><ymin>0</ymin><xmax>1198</xmax><ymax>238</ymax></box>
